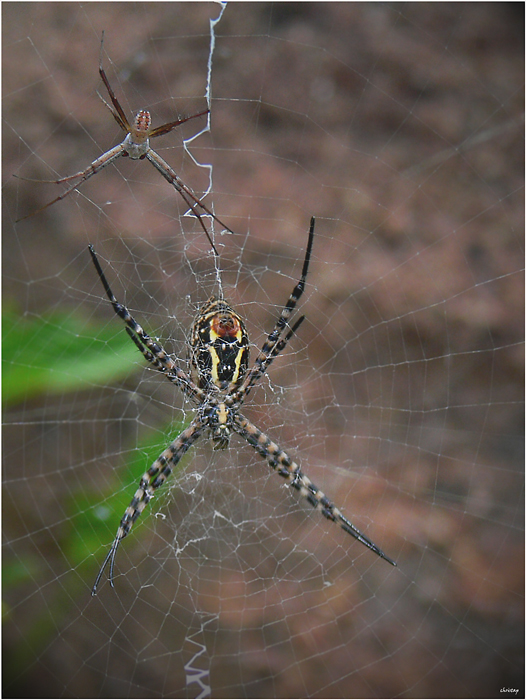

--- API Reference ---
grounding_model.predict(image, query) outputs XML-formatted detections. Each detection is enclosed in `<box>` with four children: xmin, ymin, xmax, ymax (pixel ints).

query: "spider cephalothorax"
<box><xmin>89</xmin><ymin>217</ymin><xmax>396</xmax><ymax>595</ymax></box>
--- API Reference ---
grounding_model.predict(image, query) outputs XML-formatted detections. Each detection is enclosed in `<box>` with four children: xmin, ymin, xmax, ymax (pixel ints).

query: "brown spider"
<box><xmin>15</xmin><ymin>34</ymin><xmax>232</xmax><ymax>255</ymax></box>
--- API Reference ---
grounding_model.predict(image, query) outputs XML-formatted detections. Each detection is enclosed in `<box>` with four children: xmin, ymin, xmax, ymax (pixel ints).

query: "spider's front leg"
<box><xmin>88</xmin><ymin>245</ymin><xmax>204</xmax><ymax>404</ymax></box>
<box><xmin>236</xmin><ymin>217</ymin><xmax>315</xmax><ymax>402</ymax></box>
<box><xmin>15</xmin><ymin>144</ymin><xmax>126</xmax><ymax>223</ymax></box>
<box><xmin>233</xmin><ymin>413</ymin><xmax>396</xmax><ymax>567</ymax></box>
<box><xmin>92</xmin><ymin>418</ymin><xmax>205</xmax><ymax>595</ymax></box>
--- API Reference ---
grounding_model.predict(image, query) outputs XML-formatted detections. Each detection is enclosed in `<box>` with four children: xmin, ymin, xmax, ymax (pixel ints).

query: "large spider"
<box><xmin>89</xmin><ymin>217</ymin><xmax>396</xmax><ymax>595</ymax></box>
<box><xmin>16</xmin><ymin>34</ymin><xmax>229</xmax><ymax>255</ymax></box>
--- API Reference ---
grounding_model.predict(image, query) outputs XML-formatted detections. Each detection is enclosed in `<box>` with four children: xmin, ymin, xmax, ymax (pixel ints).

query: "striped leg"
<box><xmin>234</xmin><ymin>413</ymin><xmax>396</xmax><ymax>567</ymax></box>
<box><xmin>122</xmin><ymin>324</ymin><xmax>206</xmax><ymax>405</ymax></box>
<box><xmin>256</xmin><ymin>315</ymin><xmax>305</xmax><ymax>376</ymax></box>
<box><xmin>237</xmin><ymin>217</ymin><xmax>315</xmax><ymax>400</ymax></box>
<box><xmin>92</xmin><ymin>418</ymin><xmax>205</xmax><ymax>595</ymax></box>
<box><xmin>89</xmin><ymin>245</ymin><xmax>204</xmax><ymax>403</ymax></box>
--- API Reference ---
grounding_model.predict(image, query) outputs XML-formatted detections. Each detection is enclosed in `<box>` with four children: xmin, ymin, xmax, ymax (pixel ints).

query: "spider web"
<box><xmin>3</xmin><ymin>3</ymin><xmax>524</xmax><ymax>698</ymax></box>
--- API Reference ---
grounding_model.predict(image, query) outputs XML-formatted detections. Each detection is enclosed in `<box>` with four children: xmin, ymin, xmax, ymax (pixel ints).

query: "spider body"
<box><xmin>89</xmin><ymin>217</ymin><xmax>396</xmax><ymax>595</ymax></box>
<box><xmin>15</xmin><ymin>34</ymin><xmax>232</xmax><ymax>255</ymax></box>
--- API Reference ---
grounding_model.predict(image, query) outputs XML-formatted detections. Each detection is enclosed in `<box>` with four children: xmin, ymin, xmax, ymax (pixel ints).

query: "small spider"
<box><xmin>89</xmin><ymin>217</ymin><xmax>396</xmax><ymax>595</ymax></box>
<box><xmin>15</xmin><ymin>33</ymin><xmax>230</xmax><ymax>255</ymax></box>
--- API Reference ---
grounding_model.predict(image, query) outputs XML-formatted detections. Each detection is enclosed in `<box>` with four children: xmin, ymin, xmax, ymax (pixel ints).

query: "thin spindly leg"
<box><xmin>238</xmin><ymin>217</ymin><xmax>315</xmax><ymax>397</ymax></box>
<box><xmin>146</xmin><ymin>149</ymin><xmax>234</xmax><ymax>254</ymax></box>
<box><xmin>149</xmin><ymin>109</ymin><xmax>209</xmax><ymax>138</ymax></box>
<box><xmin>15</xmin><ymin>145</ymin><xmax>125</xmax><ymax>223</ymax></box>
<box><xmin>97</xmin><ymin>62</ymin><xmax>208</xmax><ymax>138</ymax></box>
<box><xmin>92</xmin><ymin>418</ymin><xmax>205</xmax><ymax>595</ymax></box>
<box><xmin>88</xmin><ymin>245</ymin><xmax>203</xmax><ymax>403</ymax></box>
<box><xmin>98</xmin><ymin>31</ymin><xmax>130</xmax><ymax>132</ymax></box>
<box><xmin>233</xmin><ymin>413</ymin><xmax>397</xmax><ymax>567</ymax></box>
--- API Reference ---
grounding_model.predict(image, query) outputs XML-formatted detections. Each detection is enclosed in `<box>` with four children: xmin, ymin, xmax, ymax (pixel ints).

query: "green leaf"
<box><xmin>2</xmin><ymin>308</ymin><xmax>192</xmax><ymax>669</ymax></box>
<box><xmin>3</xmin><ymin>306</ymin><xmax>140</xmax><ymax>406</ymax></box>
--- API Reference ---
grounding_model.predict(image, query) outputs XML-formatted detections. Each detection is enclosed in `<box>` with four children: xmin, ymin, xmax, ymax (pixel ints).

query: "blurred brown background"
<box><xmin>3</xmin><ymin>2</ymin><xmax>524</xmax><ymax>698</ymax></box>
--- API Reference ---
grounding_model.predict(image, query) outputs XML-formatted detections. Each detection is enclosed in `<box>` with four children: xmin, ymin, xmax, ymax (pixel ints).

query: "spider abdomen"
<box><xmin>133</xmin><ymin>109</ymin><xmax>151</xmax><ymax>140</ymax></box>
<box><xmin>190</xmin><ymin>296</ymin><xmax>249</xmax><ymax>392</ymax></box>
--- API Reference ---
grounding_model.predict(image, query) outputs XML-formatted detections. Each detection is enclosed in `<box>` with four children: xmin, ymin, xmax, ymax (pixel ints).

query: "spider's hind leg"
<box><xmin>91</xmin><ymin>419</ymin><xmax>206</xmax><ymax>595</ymax></box>
<box><xmin>233</xmin><ymin>412</ymin><xmax>396</xmax><ymax>567</ymax></box>
<box><xmin>91</xmin><ymin>535</ymin><xmax>121</xmax><ymax>595</ymax></box>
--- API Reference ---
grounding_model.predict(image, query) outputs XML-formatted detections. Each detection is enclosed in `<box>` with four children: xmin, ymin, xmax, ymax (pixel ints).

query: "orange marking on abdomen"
<box><xmin>130</xmin><ymin>110</ymin><xmax>151</xmax><ymax>144</ymax></box>
<box><xmin>135</xmin><ymin>109</ymin><xmax>151</xmax><ymax>133</ymax></box>
<box><xmin>211</xmin><ymin>314</ymin><xmax>242</xmax><ymax>341</ymax></box>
